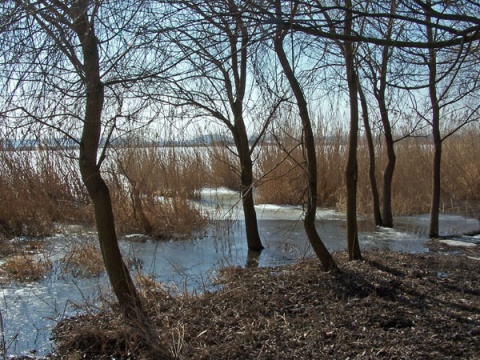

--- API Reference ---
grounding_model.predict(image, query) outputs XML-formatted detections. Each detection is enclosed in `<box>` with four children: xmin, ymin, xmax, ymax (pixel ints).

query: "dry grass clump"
<box><xmin>0</xmin><ymin>150</ymin><xmax>92</xmax><ymax>238</ymax></box>
<box><xmin>205</xmin><ymin>144</ymin><xmax>241</xmax><ymax>191</ymax></box>
<box><xmin>53</xmin><ymin>274</ymin><xmax>173</xmax><ymax>359</ymax></box>
<box><xmin>0</xmin><ymin>236</ymin><xmax>15</xmax><ymax>257</ymax></box>
<box><xmin>316</xmin><ymin>130</ymin><xmax>349</xmax><ymax>208</ymax></box>
<box><xmin>0</xmin><ymin>254</ymin><xmax>52</xmax><ymax>283</ymax></box>
<box><xmin>442</xmin><ymin>130</ymin><xmax>480</xmax><ymax>211</ymax></box>
<box><xmin>52</xmin><ymin>250</ymin><xmax>480</xmax><ymax>359</ymax></box>
<box><xmin>60</xmin><ymin>240</ymin><xmax>105</xmax><ymax>277</ymax></box>
<box><xmin>388</xmin><ymin>137</ymin><xmax>433</xmax><ymax>215</ymax></box>
<box><xmin>53</xmin><ymin>312</ymin><xmax>171</xmax><ymax>360</ymax></box>
<box><xmin>108</xmin><ymin>144</ymin><xmax>209</xmax><ymax>238</ymax></box>
<box><xmin>255</xmin><ymin>142</ymin><xmax>306</xmax><ymax>205</ymax></box>
<box><xmin>254</xmin><ymin>123</ymin><xmax>480</xmax><ymax>218</ymax></box>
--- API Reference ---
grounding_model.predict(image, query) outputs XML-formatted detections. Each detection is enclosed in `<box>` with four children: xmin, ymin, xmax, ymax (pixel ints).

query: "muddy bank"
<box><xmin>52</xmin><ymin>246</ymin><xmax>480</xmax><ymax>359</ymax></box>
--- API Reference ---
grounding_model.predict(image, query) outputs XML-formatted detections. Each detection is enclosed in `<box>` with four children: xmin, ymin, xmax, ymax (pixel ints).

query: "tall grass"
<box><xmin>204</xmin><ymin>144</ymin><xmax>241</xmax><ymax>191</ymax></box>
<box><xmin>1</xmin><ymin>125</ymin><xmax>478</xmax><ymax>240</ymax></box>
<box><xmin>0</xmin><ymin>150</ymin><xmax>91</xmax><ymax>238</ymax></box>
<box><xmin>440</xmin><ymin>129</ymin><xmax>480</xmax><ymax>214</ymax></box>
<box><xmin>107</xmin><ymin>144</ymin><xmax>209</xmax><ymax>239</ymax></box>
<box><xmin>254</xmin><ymin>125</ymin><xmax>480</xmax><ymax>217</ymax></box>
<box><xmin>255</xmin><ymin>123</ymin><xmax>306</xmax><ymax>205</ymax></box>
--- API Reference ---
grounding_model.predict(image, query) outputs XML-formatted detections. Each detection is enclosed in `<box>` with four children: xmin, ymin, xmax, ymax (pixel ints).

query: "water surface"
<box><xmin>1</xmin><ymin>188</ymin><xmax>478</xmax><ymax>357</ymax></box>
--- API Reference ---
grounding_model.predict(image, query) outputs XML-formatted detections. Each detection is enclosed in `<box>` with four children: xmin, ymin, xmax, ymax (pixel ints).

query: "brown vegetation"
<box><xmin>60</xmin><ymin>239</ymin><xmax>105</xmax><ymax>278</ymax></box>
<box><xmin>0</xmin><ymin>254</ymin><xmax>51</xmax><ymax>283</ymax></box>
<box><xmin>52</xmin><ymin>248</ymin><xmax>480</xmax><ymax>359</ymax></box>
<box><xmin>205</xmin><ymin>145</ymin><xmax>241</xmax><ymax>191</ymax></box>
<box><xmin>108</xmin><ymin>145</ymin><xmax>209</xmax><ymax>239</ymax></box>
<box><xmin>1</xmin><ymin>126</ymin><xmax>478</xmax><ymax>242</ymax></box>
<box><xmin>256</xmin><ymin>126</ymin><xmax>480</xmax><ymax>217</ymax></box>
<box><xmin>0</xmin><ymin>150</ymin><xmax>92</xmax><ymax>238</ymax></box>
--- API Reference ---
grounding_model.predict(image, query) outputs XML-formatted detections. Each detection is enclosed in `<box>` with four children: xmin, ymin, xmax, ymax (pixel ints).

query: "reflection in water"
<box><xmin>246</xmin><ymin>250</ymin><xmax>261</xmax><ymax>268</ymax></box>
<box><xmin>1</xmin><ymin>188</ymin><xmax>479</xmax><ymax>358</ymax></box>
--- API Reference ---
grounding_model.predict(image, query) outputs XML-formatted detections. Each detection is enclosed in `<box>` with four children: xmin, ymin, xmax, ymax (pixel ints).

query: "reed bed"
<box><xmin>0</xmin><ymin>126</ymin><xmax>478</xmax><ymax>241</ymax></box>
<box><xmin>107</xmin><ymin>144</ymin><xmax>209</xmax><ymax>239</ymax></box>
<box><xmin>0</xmin><ymin>150</ymin><xmax>91</xmax><ymax>238</ymax></box>
<box><xmin>254</xmin><ymin>126</ymin><xmax>480</xmax><ymax>217</ymax></box>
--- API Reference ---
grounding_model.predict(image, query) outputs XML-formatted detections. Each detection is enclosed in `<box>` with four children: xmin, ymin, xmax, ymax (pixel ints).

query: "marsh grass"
<box><xmin>441</xmin><ymin>130</ymin><xmax>480</xmax><ymax>208</ymax></box>
<box><xmin>0</xmin><ymin>254</ymin><xmax>52</xmax><ymax>283</ymax></box>
<box><xmin>1</xmin><ymin>126</ymin><xmax>478</xmax><ymax>242</ymax></box>
<box><xmin>61</xmin><ymin>239</ymin><xmax>105</xmax><ymax>278</ymax></box>
<box><xmin>0</xmin><ymin>150</ymin><xmax>92</xmax><ymax>238</ymax></box>
<box><xmin>254</xmin><ymin>126</ymin><xmax>480</xmax><ymax>217</ymax></box>
<box><xmin>255</xmin><ymin>132</ymin><xmax>306</xmax><ymax>205</ymax></box>
<box><xmin>108</xmin><ymin>144</ymin><xmax>209</xmax><ymax>238</ymax></box>
<box><xmin>205</xmin><ymin>144</ymin><xmax>241</xmax><ymax>191</ymax></box>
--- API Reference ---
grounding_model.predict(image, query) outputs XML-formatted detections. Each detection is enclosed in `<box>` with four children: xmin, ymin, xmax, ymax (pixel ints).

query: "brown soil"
<box><xmin>52</xmin><ymin>244</ymin><xmax>480</xmax><ymax>359</ymax></box>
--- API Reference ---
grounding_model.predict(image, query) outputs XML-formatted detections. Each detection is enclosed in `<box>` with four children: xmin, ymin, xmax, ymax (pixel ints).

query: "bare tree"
<box><xmin>358</xmin><ymin>1</ymin><xmax>399</xmax><ymax>228</ymax></box>
<box><xmin>272</xmin><ymin>0</ymin><xmax>337</xmax><ymax>270</ymax></box>
<box><xmin>159</xmin><ymin>0</ymin><xmax>285</xmax><ymax>252</ymax></box>
<box><xmin>421</xmin><ymin>1</ymin><xmax>480</xmax><ymax>237</ymax></box>
<box><xmin>358</xmin><ymin>82</ymin><xmax>383</xmax><ymax>226</ymax></box>
<box><xmin>257</xmin><ymin>0</ymin><xmax>479</xmax><ymax>256</ymax></box>
<box><xmin>0</xmin><ymin>0</ymin><xmax>170</xmax><ymax>329</ymax></box>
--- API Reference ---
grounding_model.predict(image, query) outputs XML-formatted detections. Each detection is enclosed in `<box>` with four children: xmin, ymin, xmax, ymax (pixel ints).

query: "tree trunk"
<box><xmin>429</xmin><ymin>133</ymin><xmax>442</xmax><ymax>237</ymax></box>
<box><xmin>274</xmin><ymin>2</ymin><xmax>337</xmax><ymax>271</ymax></box>
<box><xmin>379</xmin><ymin>97</ymin><xmax>396</xmax><ymax>228</ymax></box>
<box><xmin>426</xmin><ymin>7</ymin><xmax>442</xmax><ymax>238</ymax></box>
<box><xmin>229</xmin><ymin>3</ymin><xmax>264</xmax><ymax>252</ymax></box>
<box><xmin>238</xmin><ymin>136</ymin><xmax>264</xmax><ymax>251</ymax></box>
<box><xmin>232</xmin><ymin>112</ymin><xmax>264</xmax><ymax>251</ymax></box>
<box><xmin>374</xmin><ymin>1</ymin><xmax>397</xmax><ymax>229</ymax></box>
<box><xmin>358</xmin><ymin>84</ymin><xmax>382</xmax><ymax>226</ymax></box>
<box><xmin>344</xmin><ymin>0</ymin><xmax>362</xmax><ymax>260</ymax></box>
<box><xmin>73</xmin><ymin>10</ymin><xmax>144</xmax><ymax>319</ymax></box>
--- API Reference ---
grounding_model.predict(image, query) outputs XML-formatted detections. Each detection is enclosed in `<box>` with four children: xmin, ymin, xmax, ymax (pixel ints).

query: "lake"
<box><xmin>1</xmin><ymin>187</ymin><xmax>479</xmax><ymax>358</ymax></box>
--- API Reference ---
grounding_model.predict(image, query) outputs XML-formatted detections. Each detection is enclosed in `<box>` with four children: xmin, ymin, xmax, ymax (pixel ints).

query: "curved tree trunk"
<box><xmin>344</xmin><ymin>0</ymin><xmax>362</xmax><ymax>260</ymax></box>
<box><xmin>274</xmin><ymin>3</ymin><xmax>337</xmax><ymax>271</ymax></box>
<box><xmin>233</xmin><ymin>123</ymin><xmax>264</xmax><ymax>251</ymax></box>
<box><xmin>229</xmin><ymin>3</ymin><xmax>264</xmax><ymax>252</ymax></box>
<box><xmin>72</xmin><ymin>9</ymin><xmax>144</xmax><ymax>319</ymax></box>
<box><xmin>374</xmin><ymin>2</ymin><xmax>397</xmax><ymax>229</ymax></box>
<box><xmin>378</xmin><ymin>98</ymin><xmax>396</xmax><ymax>228</ymax></box>
<box><xmin>426</xmin><ymin>8</ymin><xmax>442</xmax><ymax>238</ymax></box>
<box><xmin>358</xmin><ymin>84</ymin><xmax>382</xmax><ymax>226</ymax></box>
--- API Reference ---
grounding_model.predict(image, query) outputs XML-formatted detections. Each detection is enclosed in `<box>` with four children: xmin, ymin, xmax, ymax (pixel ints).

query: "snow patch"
<box><xmin>438</xmin><ymin>239</ymin><xmax>477</xmax><ymax>248</ymax></box>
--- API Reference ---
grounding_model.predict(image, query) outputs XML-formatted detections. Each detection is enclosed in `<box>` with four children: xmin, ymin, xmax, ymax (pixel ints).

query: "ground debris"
<box><xmin>52</xmin><ymin>250</ymin><xmax>480</xmax><ymax>359</ymax></box>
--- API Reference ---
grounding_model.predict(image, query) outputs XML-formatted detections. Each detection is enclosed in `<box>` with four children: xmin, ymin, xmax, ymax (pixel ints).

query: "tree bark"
<box><xmin>358</xmin><ymin>84</ymin><xmax>382</xmax><ymax>226</ymax></box>
<box><xmin>72</xmin><ymin>7</ymin><xmax>144</xmax><ymax>319</ymax></box>
<box><xmin>378</xmin><ymin>93</ymin><xmax>396</xmax><ymax>228</ymax></box>
<box><xmin>426</xmin><ymin>6</ymin><xmax>442</xmax><ymax>238</ymax></box>
<box><xmin>375</xmin><ymin>40</ymin><xmax>396</xmax><ymax>228</ymax></box>
<box><xmin>274</xmin><ymin>1</ymin><xmax>337</xmax><ymax>271</ymax></box>
<box><xmin>225</xmin><ymin>2</ymin><xmax>264</xmax><ymax>251</ymax></box>
<box><xmin>233</xmin><ymin>121</ymin><xmax>264</xmax><ymax>251</ymax></box>
<box><xmin>372</xmin><ymin>0</ymin><xmax>397</xmax><ymax>229</ymax></box>
<box><xmin>344</xmin><ymin>0</ymin><xmax>362</xmax><ymax>260</ymax></box>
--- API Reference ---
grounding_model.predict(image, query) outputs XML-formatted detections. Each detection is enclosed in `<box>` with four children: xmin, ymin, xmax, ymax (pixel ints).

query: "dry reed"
<box><xmin>1</xmin><ymin>124</ymin><xmax>478</xmax><ymax>242</ymax></box>
<box><xmin>60</xmin><ymin>239</ymin><xmax>105</xmax><ymax>277</ymax></box>
<box><xmin>0</xmin><ymin>254</ymin><xmax>52</xmax><ymax>282</ymax></box>
<box><xmin>0</xmin><ymin>150</ymin><xmax>92</xmax><ymax>238</ymax></box>
<box><xmin>254</xmin><ymin>124</ymin><xmax>480</xmax><ymax>218</ymax></box>
<box><xmin>205</xmin><ymin>144</ymin><xmax>241</xmax><ymax>191</ymax></box>
<box><xmin>108</xmin><ymin>144</ymin><xmax>209</xmax><ymax>238</ymax></box>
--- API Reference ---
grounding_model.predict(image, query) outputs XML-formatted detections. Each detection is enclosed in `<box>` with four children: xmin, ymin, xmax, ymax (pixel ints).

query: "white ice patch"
<box><xmin>255</xmin><ymin>204</ymin><xmax>303</xmax><ymax>220</ymax></box>
<box><xmin>439</xmin><ymin>239</ymin><xmax>477</xmax><ymax>248</ymax></box>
